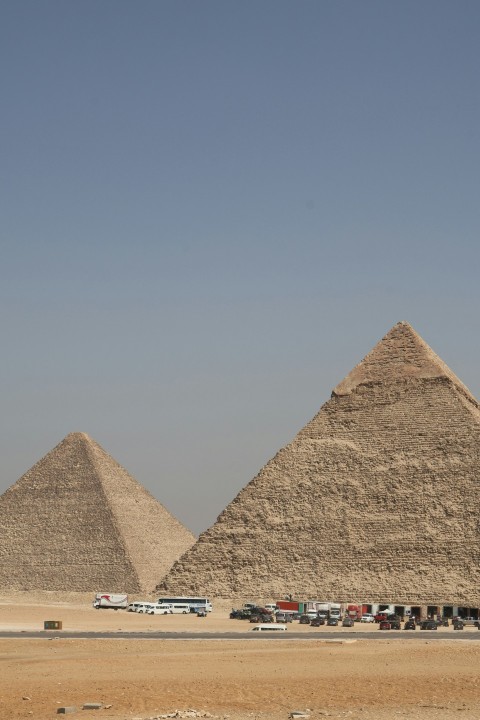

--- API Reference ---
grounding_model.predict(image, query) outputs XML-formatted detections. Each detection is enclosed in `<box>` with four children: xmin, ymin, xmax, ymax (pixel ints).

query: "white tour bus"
<box><xmin>157</xmin><ymin>596</ymin><xmax>213</xmax><ymax>613</ymax></box>
<box><xmin>169</xmin><ymin>603</ymin><xmax>192</xmax><ymax>614</ymax></box>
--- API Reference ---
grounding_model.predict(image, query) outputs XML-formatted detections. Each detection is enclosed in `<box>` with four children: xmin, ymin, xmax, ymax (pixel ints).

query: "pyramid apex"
<box><xmin>333</xmin><ymin>321</ymin><xmax>474</xmax><ymax>399</ymax></box>
<box><xmin>59</xmin><ymin>432</ymin><xmax>98</xmax><ymax>451</ymax></box>
<box><xmin>64</xmin><ymin>431</ymin><xmax>93</xmax><ymax>442</ymax></box>
<box><xmin>393</xmin><ymin>320</ymin><xmax>416</xmax><ymax>331</ymax></box>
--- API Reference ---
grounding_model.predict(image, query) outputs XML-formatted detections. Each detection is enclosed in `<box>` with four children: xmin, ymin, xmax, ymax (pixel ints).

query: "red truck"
<box><xmin>276</xmin><ymin>600</ymin><xmax>299</xmax><ymax>612</ymax></box>
<box><xmin>346</xmin><ymin>604</ymin><xmax>362</xmax><ymax>621</ymax></box>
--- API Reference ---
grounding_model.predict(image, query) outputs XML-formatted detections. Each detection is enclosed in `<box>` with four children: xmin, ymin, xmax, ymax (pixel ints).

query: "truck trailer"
<box><xmin>276</xmin><ymin>600</ymin><xmax>300</xmax><ymax>612</ymax></box>
<box><xmin>93</xmin><ymin>593</ymin><xmax>128</xmax><ymax>610</ymax></box>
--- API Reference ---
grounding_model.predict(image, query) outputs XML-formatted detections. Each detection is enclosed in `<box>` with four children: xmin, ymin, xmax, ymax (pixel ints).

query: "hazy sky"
<box><xmin>2</xmin><ymin>0</ymin><xmax>480</xmax><ymax>535</ymax></box>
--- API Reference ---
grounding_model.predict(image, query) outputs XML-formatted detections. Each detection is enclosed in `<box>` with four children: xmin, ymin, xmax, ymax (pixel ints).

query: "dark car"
<box><xmin>275</xmin><ymin>613</ymin><xmax>293</xmax><ymax>624</ymax></box>
<box><xmin>259</xmin><ymin>614</ymin><xmax>274</xmax><ymax>623</ymax></box>
<box><xmin>342</xmin><ymin>617</ymin><xmax>354</xmax><ymax>628</ymax></box>
<box><xmin>404</xmin><ymin>619</ymin><xmax>416</xmax><ymax>630</ymax></box>
<box><xmin>453</xmin><ymin>620</ymin><xmax>464</xmax><ymax>630</ymax></box>
<box><xmin>327</xmin><ymin>617</ymin><xmax>339</xmax><ymax>626</ymax></box>
<box><xmin>420</xmin><ymin>620</ymin><xmax>438</xmax><ymax>630</ymax></box>
<box><xmin>310</xmin><ymin>616</ymin><xmax>325</xmax><ymax>627</ymax></box>
<box><xmin>379</xmin><ymin>621</ymin><xmax>391</xmax><ymax>630</ymax></box>
<box><xmin>389</xmin><ymin>617</ymin><xmax>401</xmax><ymax>630</ymax></box>
<box><xmin>299</xmin><ymin>615</ymin><xmax>311</xmax><ymax>625</ymax></box>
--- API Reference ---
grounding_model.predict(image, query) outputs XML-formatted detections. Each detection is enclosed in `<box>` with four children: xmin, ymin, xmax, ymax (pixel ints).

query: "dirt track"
<box><xmin>1</xmin><ymin>596</ymin><xmax>480</xmax><ymax>720</ymax></box>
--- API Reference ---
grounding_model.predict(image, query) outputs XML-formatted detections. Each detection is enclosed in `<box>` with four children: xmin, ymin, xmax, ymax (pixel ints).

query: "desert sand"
<box><xmin>1</xmin><ymin>593</ymin><xmax>480</xmax><ymax>720</ymax></box>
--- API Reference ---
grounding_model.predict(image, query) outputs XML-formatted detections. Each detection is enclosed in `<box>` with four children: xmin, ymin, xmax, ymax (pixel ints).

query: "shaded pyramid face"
<box><xmin>158</xmin><ymin>322</ymin><xmax>480</xmax><ymax>604</ymax></box>
<box><xmin>0</xmin><ymin>433</ymin><xmax>196</xmax><ymax>593</ymax></box>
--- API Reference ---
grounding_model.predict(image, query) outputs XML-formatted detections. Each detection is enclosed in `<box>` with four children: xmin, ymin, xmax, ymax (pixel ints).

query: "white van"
<box><xmin>252</xmin><ymin>624</ymin><xmax>287</xmax><ymax>632</ymax></box>
<box><xmin>146</xmin><ymin>604</ymin><xmax>173</xmax><ymax>615</ymax></box>
<box><xmin>135</xmin><ymin>602</ymin><xmax>155</xmax><ymax>614</ymax></box>
<box><xmin>127</xmin><ymin>602</ymin><xmax>146</xmax><ymax>613</ymax></box>
<box><xmin>264</xmin><ymin>603</ymin><xmax>278</xmax><ymax>612</ymax></box>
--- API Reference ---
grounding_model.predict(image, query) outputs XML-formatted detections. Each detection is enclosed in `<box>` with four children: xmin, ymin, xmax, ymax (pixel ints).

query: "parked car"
<box><xmin>404</xmin><ymin>619</ymin><xmax>416</xmax><ymax>630</ymax></box>
<box><xmin>453</xmin><ymin>620</ymin><xmax>464</xmax><ymax>630</ymax></box>
<box><xmin>230</xmin><ymin>609</ymin><xmax>252</xmax><ymax>620</ymax></box>
<box><xmin>275</xmin><ymin>613</ymin><xmax>293</xmax><ymax>623</ymax></box>
<box><xmin>389</xmin><ymin>616</ymin><xmax>401</xmax><ymax>630</ymax></box>
<box><xmin>310</xmin><ymin>616</ymin><xmax>325</xmax><ymax>627</ymax></box>
<box><xmin>361</xmin><ymin>614</ymin><xmax>375</xmax><ymax>623</ymax></box>
<box><xmin>420</xmin><ymin>620</ymin><xmax>438</xmax><ymax>630</ymax></box>
<box><xmin>342</xmin><ymin>617</ymin><xmax>354</xmax><ymax>627</ymax></box>
<box><xmin>327</xmin><ymin>617</ymin><xmax>338</xmax><ymax>626</ymax></box>
<box><xmin>299</xmin><ymin>615</ymin><xmax>311</xmax><ymax>625</ymax></box>
<box><xmin>379</xmin><ymin>621</ymin><xmax>391</xmax><ymax>630</ymax></box>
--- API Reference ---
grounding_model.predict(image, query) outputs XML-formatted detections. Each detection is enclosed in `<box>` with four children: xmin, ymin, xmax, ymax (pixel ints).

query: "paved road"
<box><xmin>1</xmin><ymin>630</ymin><xmax>479</xmax><ymax>640</ymax></box>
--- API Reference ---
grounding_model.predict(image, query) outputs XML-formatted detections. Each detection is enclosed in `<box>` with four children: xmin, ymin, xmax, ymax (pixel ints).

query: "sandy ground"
<box><xmin>1</xmin><ymin>593</ymin><xmax>480</xmax><ymax>720</ymax></box>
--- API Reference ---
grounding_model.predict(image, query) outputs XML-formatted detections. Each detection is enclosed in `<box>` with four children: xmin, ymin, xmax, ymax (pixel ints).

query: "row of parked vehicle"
<box><xmin>230</xmin><ymin>604</ymin><xmax>480</xmax><ymax>631</ymax></box>
<box><xmin>298</xmin><ymin>614</ymin><xmax>355</xmax><ymax>627</ymax></box>
<box><xmin>230</xmin><ymin>606</ymin><xmax>276</xmax><ymax>623</ymax></box>
<box><xmin>127</xmin><ymin>602</ymin><xmax>175</xmax><ymax>614</ymax></box>
<box><xmin>126</xmin><ymin>601</ymin><xmax>209</xmax><ymax>616</ymax></box>
<box><xmin>230</xmin><ymin>606</ymin><xmax>352</xmax><ymax>627</ymax></box>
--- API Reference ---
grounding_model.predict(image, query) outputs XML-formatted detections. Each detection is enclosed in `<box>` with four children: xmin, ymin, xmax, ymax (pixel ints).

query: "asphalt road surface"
<box><xmin>1</xmin><ymin>630</ymin><xmax>479</xmax><ymax>640</ymax></box>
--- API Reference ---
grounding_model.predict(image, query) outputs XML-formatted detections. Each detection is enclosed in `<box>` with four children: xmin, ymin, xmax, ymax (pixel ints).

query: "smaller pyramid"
<box><xmin>0</xmin><ymin>433</ymin><xmax>195</xmax><ymax>593</ymax></box>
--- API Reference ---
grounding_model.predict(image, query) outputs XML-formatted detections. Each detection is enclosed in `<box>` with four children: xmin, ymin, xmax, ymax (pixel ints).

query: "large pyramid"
<box><xmin>157</xmin><ymin>321</ymin><xmax>480</xmax><ymax>604</ymax></box>
<box><xmin>0</xmin><ymin>433</ymin><xmax>196</xmax><ymax>593</ymax></box>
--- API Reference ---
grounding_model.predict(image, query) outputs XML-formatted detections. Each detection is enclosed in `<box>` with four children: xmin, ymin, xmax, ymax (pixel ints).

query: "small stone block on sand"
<box><xmin>57</xmin><ymin>708</ymin><xmax>77</xmax><ymax>714</ymax></box>
<box><xmin>82</xmin><ymin>703</ymin><xmax>103</xmax><ymax>710</ymax></box>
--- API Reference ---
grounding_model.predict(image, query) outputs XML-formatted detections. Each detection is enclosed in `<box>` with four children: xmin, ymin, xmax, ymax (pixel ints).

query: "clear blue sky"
<box><xmin>2</xmin><ymin>0</ymin><xmax>480</xmax><ymax>535</ymax></box>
